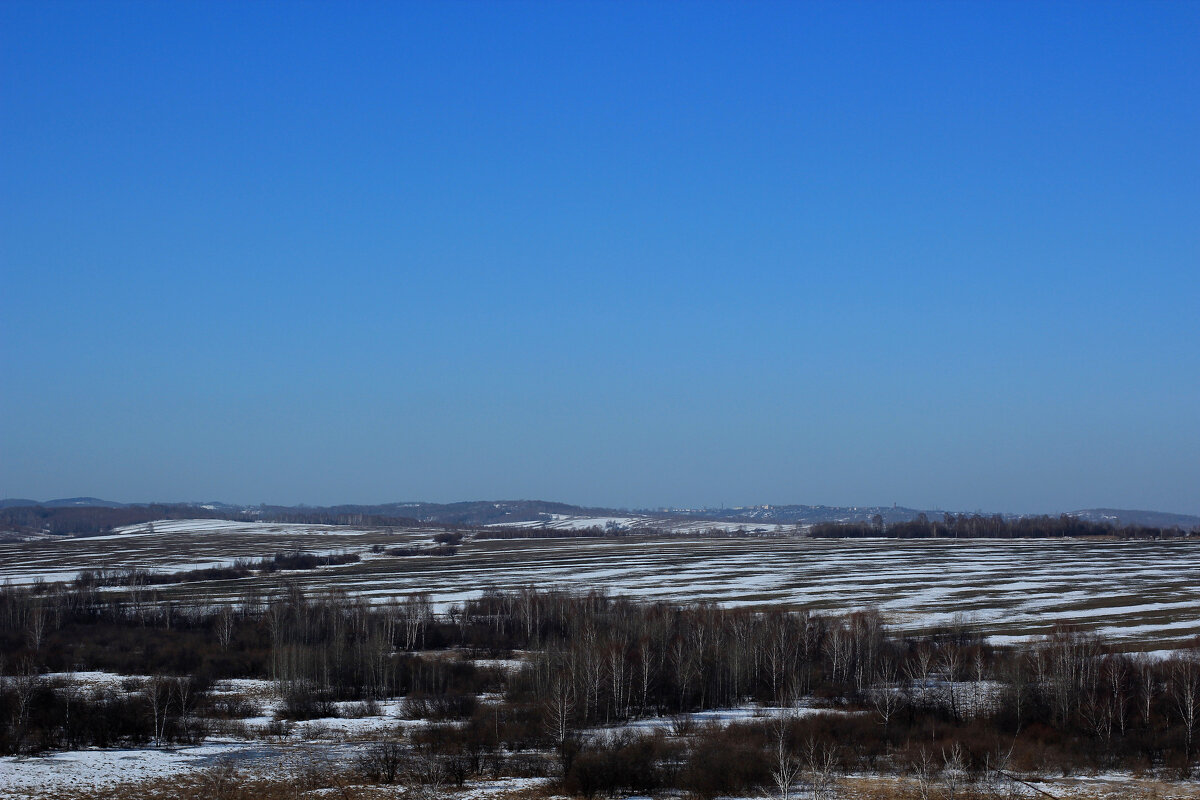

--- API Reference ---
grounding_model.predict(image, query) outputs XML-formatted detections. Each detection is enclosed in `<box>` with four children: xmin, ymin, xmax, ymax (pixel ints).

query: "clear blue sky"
<box><xmin>2</xmin><ymin>1</ymin><xmax>1197</xmax><ymax>514</ymax></box>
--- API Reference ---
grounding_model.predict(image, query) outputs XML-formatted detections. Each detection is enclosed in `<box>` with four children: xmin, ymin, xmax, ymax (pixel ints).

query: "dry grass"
<box><xmin>837</xmin><ymin>775</ymin><xmax>1200</xmax><ymax>800</ymax></box>
<box><xmin>20</xmin><ymin>767</ymin><xmax>1200</xmax><ymax>800</ymax></box>
<box><xmin>26</xmin><ymin>763</ymin><xmax>560</xmax><ymax>800</ymax></box>
<box><xmin>42</xmin><ymin>764</ymin><xmax>397</xmax><ymax>800</ymax></box>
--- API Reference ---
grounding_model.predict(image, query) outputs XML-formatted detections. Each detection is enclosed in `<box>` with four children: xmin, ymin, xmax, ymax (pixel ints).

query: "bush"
<box><xmin>277</xmin><ymin>686</ymin><xmax>338</xmax><ymax>721</ymax></box>
<box><xmin>680</xmin><ymin>724</ymin><xmax>771</xmax><ymax>798</ymax></box>
<box><xmin>402</xmin><ymin>691</ymin><xmax>477</xmax><ymax>720</ymax></box>
<box><xmin>562</xmin><ymin>731</ymin><xmax>679</xmax><ymax>798</ymax></box>
<box><xmin>357</xmin><ymin>739</ymin><xmax>407</xmax><ymax>783</ymax></box>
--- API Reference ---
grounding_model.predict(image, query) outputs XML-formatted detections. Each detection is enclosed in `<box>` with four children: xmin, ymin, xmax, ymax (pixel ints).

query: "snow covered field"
<box><xmin>0</xmin><ymin>740</ymin><xmax>286</xmax><ymax>795</ymax></box>
<box><xmin>2</xmin><ymin>521</ymin><xmax>1199</xmax><ymax>647</ymax></box>
<box><xmin>0</xmin><ymin>519</ymin><xmax>434</xmax><ymax>583</ymax></box>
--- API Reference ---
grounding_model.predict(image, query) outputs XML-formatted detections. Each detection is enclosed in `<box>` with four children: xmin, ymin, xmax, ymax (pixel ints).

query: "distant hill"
<box><xmin>0</xmin><ymin>497</ymin><xmax>129</xmax><ymax>509</ymax></box>
<box><xmin>0</xmin><ymin>498</ymin><xmax>42</xmax><ymax>509</ymax></box>
<box><xmin>41</xmin><ymin>496</ymin><xmax>129</xmax><ymax>508</ymax></box>
<box><xmin>2</xmin><ymin>498</ymin><xmax>1196</xmax><ymax>534</ymax></box>
<box><xmin>1</xmin><ymin>498</ymin><xmax>937</xmax><ymax>532</ymax></box>
<box><xmin>258</xmin><ymin>500</ymin><xmax>627</xmax><ymax>527</ymax></box>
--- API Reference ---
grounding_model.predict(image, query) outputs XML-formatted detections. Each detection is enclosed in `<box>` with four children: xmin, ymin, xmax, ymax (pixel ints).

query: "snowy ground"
<box><xmin>0</xmin><ymin>738</ymin><xmax>347</xmax><ymax>796</ymax></box>
<box><xmin>2</xmin><ymin>521</ymin><xmax>1199</xmax><ymax>647</ymax></box>
<box><xmin>0</xmin><ymin>520</ymin><xmax>436</xmax><ymax>584</ymax></box>
<box><xmin>584</xmin><ymin>703</ymin><xmax>865</xmax><ymax>740</ymax></box>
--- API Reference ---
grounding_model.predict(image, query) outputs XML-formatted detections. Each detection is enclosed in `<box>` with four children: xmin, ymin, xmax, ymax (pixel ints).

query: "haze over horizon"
<box><xmin>5</xmin><ymin>495</ymin><xmax>1199</xmax><ymax>527</ymax></box>
<box><xmin>2</xmin><ymin>2</ymin><xmax>1198</xmax><ymax>515</ymax></box>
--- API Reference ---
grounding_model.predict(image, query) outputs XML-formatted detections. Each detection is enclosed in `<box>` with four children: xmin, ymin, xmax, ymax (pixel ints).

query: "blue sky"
<box><xmin>2</xmin><ymin>1</ymin><xmax>1197</xmax><ymax>513</ymax></box>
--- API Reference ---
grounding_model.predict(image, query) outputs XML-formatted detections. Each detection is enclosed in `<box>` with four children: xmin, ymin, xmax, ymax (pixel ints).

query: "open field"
<box><xmin>2</xmin><ymin>520</ymin><xmax>1199</xmax><ymax>647</ymax></box>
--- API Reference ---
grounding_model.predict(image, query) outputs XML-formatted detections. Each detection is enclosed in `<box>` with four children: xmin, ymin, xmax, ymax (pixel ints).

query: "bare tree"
<box><xmin>1136</xmin><ymin>654</ymin><xmax>1157</xmax><ymax>729</ymax></box>
<box><xmin>941</xmin><ymin>741</ymin><xmax>967</xmax><ymax>799</ymax></box>
<box><xmin>769</xmin><ymin>711</ymin><xmax>802</xmax><ymax>800</ymax></box>
<box><xmin>802</xmin><ymin>736</ymin><xmax>839</xmax><ymax>800</ymax></box>
<box><xmin>979</xmin><ymin>745</ymin><xmax>1022</xmax><ymax>800</ymax></box>
<box><xmin>911</xmin><ymin>748</ymin><xmax>937</xmax><ymax>800</ymax></box>
<box><xmin>26</xmin><ymin>606</ymin><xmax>46</xmax><ymax>654</ymax></box>
<box><xmin>543</xmin><ymin>675</ymin><xmax>576</xmax><ymax>771</ymax></box>
<box><xmin>1170</xmin><ymin>652</ymin><xmax>1200</xmax><ymax>776</ymax></box>
<box><xmin>939</xmin><ymin>646</ymin><xmax>964</xmax><ymax>721</ymax></box>
<box><xmin>824</xmin><ymin>623</ymin><xmax>851</xmax><ymax>686</ymax></box>
<box><xmin>215</xmin><ymin>605</ymin><xmax>236</xmax><ymax>651</ymax></box>
<box><xmin>969</xmin><ymin>648</ymin><xmax>988</xmax><ymax>718</ymax></box>
<box><xmin>10</xmin><ymin>664</ymin><xmax>38</xmax><ymax>754</ymax></box>
<box><xmin>146</xmin><ymin>675</ymin><xmax>173</xmax><ymax>746</ymax></box>
<box><xmin>401</xmin><ymin>593</ymin><xmax>432</xmax><ymax>650</ymax></box>
<box><xmin>870</xmin><ymin>662</ymin><xmax>906</xmax><ymax>740</ymax></box>
<box><xmin>1106</xmin><ymin>656</ymin><xmax>1130</xmax><ymax>739</ymax></box>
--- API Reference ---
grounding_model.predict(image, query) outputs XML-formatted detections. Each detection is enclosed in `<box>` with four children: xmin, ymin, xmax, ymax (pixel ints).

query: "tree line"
<box><xmin>810</xmin><ymin>513</ymin><xmax>1197</xmax><ymax>539</ymax></box>
<box><xmin>73</xmin><ymin>550</ymin><xmax>362</xmax><ymax>589</ymax></box>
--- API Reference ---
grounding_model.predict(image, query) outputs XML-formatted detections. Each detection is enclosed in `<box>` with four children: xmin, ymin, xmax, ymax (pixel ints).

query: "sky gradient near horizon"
<box><xmin>2</xmin><ymin>2</ymin><xmax>1198</xmax><ymax>514</ymax></box>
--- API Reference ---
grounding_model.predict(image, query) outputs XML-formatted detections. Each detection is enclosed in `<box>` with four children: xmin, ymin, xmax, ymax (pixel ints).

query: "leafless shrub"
<box><xmin>343</xmin><ymin>697</ymin><xmax>381</xmax><ymax>718</ymax></box>
<box><xmin>357</xmin><ymin>738</ymin><xmax>407</xmax><ymax>783</ymax></box>
<box><xmin>668</xmin><ymin>712</ymin><xmax>696</xmax><ymax>737</ymax></box>
<box><xmin>195</xmin><ymin>760</ymin><xmax>245</xmax><ymax>800</ymax></box>
<box><xmin>802</xmin><ymin>736</ymin><xmax>840</xmax><ymax>800</ymax></box>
